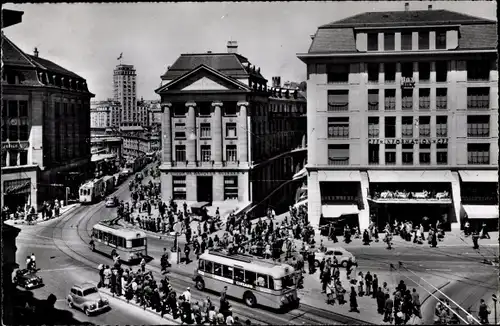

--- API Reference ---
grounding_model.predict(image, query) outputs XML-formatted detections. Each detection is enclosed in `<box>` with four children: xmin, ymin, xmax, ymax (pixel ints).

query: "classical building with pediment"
<box><xmin>156</xmin><ymin>41</ymin><xmax>307</xmax><ymax>217</ymax></box>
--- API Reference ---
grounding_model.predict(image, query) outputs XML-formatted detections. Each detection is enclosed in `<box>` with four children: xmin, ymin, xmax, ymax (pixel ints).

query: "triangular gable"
<box><xmin>155</xmin><ymin>64</ymin><xmax>250</xmax><ymax>93</ymax></box>
<box><xmin>1</xmin><ymin>34</ymin><xmax>37</xmax><ymax>68</ymax></box>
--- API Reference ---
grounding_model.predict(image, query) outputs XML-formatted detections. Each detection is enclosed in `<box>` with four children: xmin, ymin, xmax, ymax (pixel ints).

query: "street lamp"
<box><xmin>493</xmin><ymin>294</ymin><xmax>497</xmax><ymax>325</ymax></box>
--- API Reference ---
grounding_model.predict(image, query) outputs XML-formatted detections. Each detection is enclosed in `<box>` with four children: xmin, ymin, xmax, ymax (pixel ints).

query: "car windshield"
<box><xmin>83</xmin><ymin>287</ymin><xmax>98</xmax><ymax>296</ymax></box>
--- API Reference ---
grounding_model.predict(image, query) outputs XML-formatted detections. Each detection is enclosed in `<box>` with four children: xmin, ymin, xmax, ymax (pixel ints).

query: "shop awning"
<box><xmin>459</xmin><ymin>170</ymin><xmax>497</xmax><ymax>183</ymax></box>
<box><xmin>318</xmin><ymin>170</ymin><xmax>361</xmax><ymax>182</ymax></box>
<box><xmin>293</xmin><ymin>167</ymin><xmax>307</xmax><ymax>180</ymax></box>
<box><xmin>321</xmin><ymin>205</ymin><xmax>359</xmax><ymax>218</ymax></box>
<box><xmin>368</xmin><ymin>170</ymin><xmax>455</xmax><ymax>183</ymax></box>
<box><xmin>463</xmin><ymin>205</ymin><xmax>499</xmax><ymax>219</ymax></box>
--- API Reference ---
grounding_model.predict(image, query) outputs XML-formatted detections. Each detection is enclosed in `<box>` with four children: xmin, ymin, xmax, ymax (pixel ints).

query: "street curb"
<box><xmin>6</xmin><ymin>204</ymin><xmax>80</xmax><ymax>226</ymax></box>
<box><xmin>421</xmin><ymin>281</ymin><xmax>451</xmax><ymax>305</ymax></box>
<box><xmin>98</xmin><ymin>288</ymin><xmax>181</xmax><ymax>324</ymax></box>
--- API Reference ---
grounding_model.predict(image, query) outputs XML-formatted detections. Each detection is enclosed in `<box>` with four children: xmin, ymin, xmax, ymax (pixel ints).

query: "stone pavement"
<box><xmin>4</xmin><ymin>203</ymin><xmax>79</xmax><ymax>226</ymax></box>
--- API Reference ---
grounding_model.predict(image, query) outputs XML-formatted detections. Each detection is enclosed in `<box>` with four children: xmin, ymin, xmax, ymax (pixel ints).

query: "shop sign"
<box><xmin>4</xmin><ymin>179</ymin><xmax>31</xmax><ymax>195</ymax></box>
<box><xmin>401</xmin><ymin>77</ymin><xmax>415</xmax><ymax>89</ymax></box>
<box><xmin>322</xmin><ymin>195</ymin><xmax>356</xmax><ymax>202</ymax></box>
<box><xmin>368</xmin><ymin>138</ymin><xmax>448</xmax><ymax>145</ymax></box>
<box><xmin>2</xmin><ymin>141</ymin><xmax>30</xmax><ymax>150</ymax></box>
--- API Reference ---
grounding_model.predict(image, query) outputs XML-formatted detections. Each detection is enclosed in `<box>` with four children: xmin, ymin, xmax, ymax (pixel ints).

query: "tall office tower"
<box><xmin>113</xmin><ymin>64</ymin><xmax>137</xmax><ymax>126</ymax></box>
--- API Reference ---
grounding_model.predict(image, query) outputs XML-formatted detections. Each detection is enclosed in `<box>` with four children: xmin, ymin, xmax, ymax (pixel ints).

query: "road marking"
<box><xmin>425</xmin><ymin>269</ymin><xmax>452</xmax><ymax>272</ymax></box>
<box><xmin>38</xmin><ymin>267</ymin><xmax>87</xmax><ymax>273</ymax></box>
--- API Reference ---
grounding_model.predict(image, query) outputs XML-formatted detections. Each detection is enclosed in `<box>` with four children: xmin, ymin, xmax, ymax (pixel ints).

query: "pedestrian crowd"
<box><xmin>97</xmin><ymin>257</ymin><xmax>253</xmax><ymax>325</ymax></box>
<box><xmin>2</xmin><ymin>199</ymin><xmax>65</xmax><ymax>223</ymax></box>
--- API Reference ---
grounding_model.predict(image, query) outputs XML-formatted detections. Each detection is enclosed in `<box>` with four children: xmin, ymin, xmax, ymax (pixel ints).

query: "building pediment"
<box><xmin>155</xmin><ymin>64</ymin><xmax>251</xmax><ymax>94</ymax></box>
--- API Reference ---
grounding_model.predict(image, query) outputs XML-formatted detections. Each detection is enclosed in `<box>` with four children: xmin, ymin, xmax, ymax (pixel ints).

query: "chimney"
<box><xmin>33</xmin><ymin>47</ymin><xmax>39</xmax><ymax>57</ymax></box>
<box><xmin>227</xmin><ymin>40</ymin><xmax>238</xmax><ymax>54</ymax></box>
<box><xmin>272</xmin><ymin>76</ymin><xmax>281</xmax><ymax>87</ymax></box>
<box><xmin>428</xmin><ymin>4</ymin><xmax>432</xmax><ymax>10</ymax></box>
<box><xmin>405</xmin><ymin>2</ymin><xmax>409</xmax><ymax>11</ymax></box>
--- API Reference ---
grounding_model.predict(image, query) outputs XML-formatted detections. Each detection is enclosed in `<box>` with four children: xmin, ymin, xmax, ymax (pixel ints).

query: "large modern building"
<box><xmin>2</xmin><ymin>31</ymin><xmax>94</xmax><ymax>209</ymax></box>
<box><xmin>113</xmin><ymin>64</ymin><xmax>137</xmax><ymax>126</ymax></box>
<box><xmin>298</xmin><ymin>4</ymin><xmax>498</xmax><ymax>232</ymax></box>
<box><xmin>156</xmin><ymin>41</ymin><xmax>307</xmax><ymax>216</ymax></box>
<box><xmin>90</xmin><ymin>99</ymin><xmax>121</xmax><ymax>129</ymax></box>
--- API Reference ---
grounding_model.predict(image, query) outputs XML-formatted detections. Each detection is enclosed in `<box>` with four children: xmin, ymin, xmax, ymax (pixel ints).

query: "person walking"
<box><xmin>184</xmin><ymin>244</ymin><xmax>191</xmax><ymax>264</ymax></box>
<box><xmin>479</xmin><ymin>299</ymin><xmax>491</xmax><ymax>324</ymax></box>
<box><xmin>372</xmin><ymin>274</ymin><xmax>379</xmax><ymax>299</ymax></box>
<box><xmin>326</xmin><ymin>279</ymin><xmax>335</xmax><ymax>305</ymax></box>
<box><xmin>349</xmin><ymin>286</ymin><xmax>359</xmax><ymax>312</ymax></box>
<box><xmin>384</xmin><ymin>293</ymin><xmax>394</xmax><ymax>323</ymax></box>
<box><xmin>357</xmin><ymin>272</ymin><xmax>364</xmax><ymax>297</ymax></box>
<box><xmin>365</xmin><ymin>271</ymin><xmax>373</xmax><ymax>296</ymax></box>
<box><xmin>411</xmin><ymin>288</ymin><xmax>422</xmax><ymax>319</ymax></box>
<box><xmin>472</xmin><ymin>230</ymin><xmax>480</xmax><ymax>249</ymax></box>
<box><xmin>140</xmin><ymin>257</ymin><xmax>146</xmax><ymax>272</ymax></box>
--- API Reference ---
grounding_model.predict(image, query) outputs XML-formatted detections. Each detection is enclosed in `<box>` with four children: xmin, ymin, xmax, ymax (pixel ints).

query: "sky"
<box><xmin>3</xmin><ymin>1</ymin><xmax>496</xmax><ymax>100</ymax></box>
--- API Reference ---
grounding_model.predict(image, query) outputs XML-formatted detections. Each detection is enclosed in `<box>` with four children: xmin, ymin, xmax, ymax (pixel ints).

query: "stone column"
<box><xmin>212</xmin><ymin>101</ymin><xmax>223</xmax><ymax>166</ymax></box>
<box><xmin>237</xmin><ymin>101</ymin><xmax>249</xmax><ymax>167</ymax></box>
<box><xmin>161</xmin><ymin>102</ymin><xmax>172</xmax><ymax>165</ymax></box>
<box><xmin>185</xmin><ymin>102</ymin><xmax>197</xmax><ymax>166</ymax></box>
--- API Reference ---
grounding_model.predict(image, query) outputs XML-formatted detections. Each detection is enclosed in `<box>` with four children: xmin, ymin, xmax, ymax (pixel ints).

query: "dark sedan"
<box><xmin>13</xmin><ymin>268</ymin><xmax>44</xmax><ymax>289</ymax></box>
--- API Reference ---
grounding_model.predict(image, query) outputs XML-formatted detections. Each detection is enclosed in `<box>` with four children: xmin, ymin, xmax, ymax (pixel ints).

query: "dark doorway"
<box><xmin>197</xmin><ymin>176</ymin><xmax>213</xmax><ymax>203</ymax></box>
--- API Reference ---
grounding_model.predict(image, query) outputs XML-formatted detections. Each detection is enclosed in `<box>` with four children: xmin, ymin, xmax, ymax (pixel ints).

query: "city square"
<box><xmin>2</xmin><ymin>2</ymin><xmax>498</xmax><ymax>325</ymax></box>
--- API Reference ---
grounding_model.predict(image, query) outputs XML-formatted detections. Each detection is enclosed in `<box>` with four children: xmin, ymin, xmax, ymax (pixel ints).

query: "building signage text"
<box><xmin>401</xmin><ymin>77</ymin><xmax>415</xmax><ymax>89</ymax></box>
<box><xmin>2</xmin><ymin>141</ymin><xmax>30</xmax><ymax>150</ymax></box>
<box><xmin>321</xmin><ymin>195</ymin><xmax>357</xmax><ymax>202</ymax></box>
<box><xmin>368</xmin><ymin>138</ymin><xmax>448</xmax><ymax>145</ymax></box>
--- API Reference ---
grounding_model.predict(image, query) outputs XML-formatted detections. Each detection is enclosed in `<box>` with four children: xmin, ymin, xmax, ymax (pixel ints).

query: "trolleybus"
<box><xmin>90</xmin><ymin>221</ymin><xmax>147</xmax><ymax>263</ymax></box>
<box><xmin>79</xmin><ymin>178</ymin><xmax>105</xmax><ymax>204</ymax></box>
<box><xmin>193</xmin><ymin>250</ymin><xmax>299</xmax><ymax>310</ymax></box>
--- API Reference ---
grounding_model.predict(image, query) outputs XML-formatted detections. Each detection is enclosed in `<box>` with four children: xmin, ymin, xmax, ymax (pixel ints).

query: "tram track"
<box><xmin>47</xmin><ymin>172</ymin><xmax>373</xmax><ymax>325</ymax></box>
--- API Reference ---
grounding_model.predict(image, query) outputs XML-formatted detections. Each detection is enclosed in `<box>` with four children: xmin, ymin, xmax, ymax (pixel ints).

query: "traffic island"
<box><xmin>98</xmin><ymin>287</ymin><xmax>181</xmax><ymax>324</ymax></box>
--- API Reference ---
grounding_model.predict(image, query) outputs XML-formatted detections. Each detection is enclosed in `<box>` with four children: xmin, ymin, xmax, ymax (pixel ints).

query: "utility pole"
<box><xmin>493</xmin><ymin>294</ymin><xmax>497</xmax><ymax>325</ymax></box>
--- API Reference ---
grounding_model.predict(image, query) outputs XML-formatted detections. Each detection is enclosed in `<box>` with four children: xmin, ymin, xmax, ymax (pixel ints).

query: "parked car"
<box><xmin>13</xmin><ymin>268</ymin><xmax>44</xmax><ymax>289</ymax></box>
<box><xmin>105</xmin><ymin>196</ymin><xmax>118</xmax><ymax>208</ymax></box>
<box><xmin>314</xmin><ymin>247</ymin><xmax>356</xmax><ymax>267</ymax></box>
<box><xmin>67</xmin><ymin>283</ymin><xmax>109</xmax><ymax>316</ymax></box>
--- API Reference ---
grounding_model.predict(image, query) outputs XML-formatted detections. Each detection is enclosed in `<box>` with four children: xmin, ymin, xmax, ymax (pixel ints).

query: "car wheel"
<box><xmin>195</xmin><ymin>279</ymin><xmax>205</xmax><ymax>291</ymax></box>
<box><xmin>244</xmin><ymin>292</ymin><xmax>257</xmax><ymax>307</ymax></box>
<box><xmin>84</xmin><ymin>307</ymin><xmax>91</xmax><ymax>316</ymax></box>
<box><xmin>341</xmin><ymin>261</ymin><xmax>348</xmax><ymax>268</ymax></box>
<box><xmin>314</xmin><ymin>260</ymin><xmax>320</xmax><ymax>267</ymax></box>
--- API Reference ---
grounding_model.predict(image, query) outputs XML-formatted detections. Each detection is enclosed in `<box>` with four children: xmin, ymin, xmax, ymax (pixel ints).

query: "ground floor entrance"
<box><xmin>369</xmin><ymin>202</ymin><xmax>453</xmax><ymax>231</ymax></box>
<box><xmin>197</xmin><ymin>176</ymin><xmax>213</xmax><ymax>203</ymax></box>
<box><xmin>319</xmin><ymin>213</ymin><xmax>359</xmax><ymax>236</ymax></box>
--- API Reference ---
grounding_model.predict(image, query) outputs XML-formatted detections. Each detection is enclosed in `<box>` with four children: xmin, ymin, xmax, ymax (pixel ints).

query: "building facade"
<box><xmin>2</xmin><ymin>33</ymin><xmax>94</xmax><ymax>210</ymax></box>
<box><xmin>298</xmin><ymin>5</ymin><xmax>498</xmax><ymax>232</ymax></box>
<box><xmin>157</xmin><ymin>41</ymin><xmax>307</xmax><ymax>216</ymax></box>
<box><xmin>90</xmin><ymin>99</ymin><xmax>121</xmax><ymax>129</ymax></box>
<box><xmin>120</xmin><ymin>126</ymin><xmax>154</xmax><ymax>158</ymax></box>
<box><xmin>90</xmin><ymin>136</ymin><xmax>122</xmax><ymax>158</ymax></box>
<box><xmin>136</xmin><ymin>98</ymin><xmax>149</xmax><ymax>127</ymax></box>
<box><xmin>113</xmin><ymin>64</ymin><xmax>137</xmax><ymax>126</ymax></box>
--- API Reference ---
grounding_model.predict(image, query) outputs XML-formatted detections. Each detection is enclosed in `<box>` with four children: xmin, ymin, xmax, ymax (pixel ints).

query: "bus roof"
<box><xmin>199</xmin><ymin>250</ymin><xmax>295</xmax><ymax>279</ymax></box>
<box><xmin>93</xmin><ymin>222</ymin><xmax>147</xmax><ymax>240</ymax></box>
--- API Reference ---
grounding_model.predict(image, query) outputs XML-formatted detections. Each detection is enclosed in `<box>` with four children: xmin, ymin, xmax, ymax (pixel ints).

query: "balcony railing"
<box><xmin>327</xmin><ymin>74</ymin><xmax>349</xmax><ymax>84</ymax></box>
<box><xmin>328</xmin><ymin>103</ymin><xmax>349</xmax><ymax>111</ymax></box>
<box><xmin>368</xmin><ymin>102</ymin><xmax>379</xmax><ymax>111</ymax></box>
<box><xmin>384</xmin><ymin>100</ymin><xmax>396</xmax><ymax>111</ymax></box>
<box><xmin>328</xmin><ymin>157</ymin><xmax>349</xmax><ymax>166</ymax></box>
<box><xmin>436</xmin><ymin>97</ymin><xmax>447</xmax><ymax>110</ymax></box>
<box><xmin>402</xmin><ymin>99</ymin><xmax>413</xmax><ymax>110</ymax></box>
<box><xmin>467</xmin><ymin>96</ymin><xmax>489</xmax><ymax>110</ymax></box>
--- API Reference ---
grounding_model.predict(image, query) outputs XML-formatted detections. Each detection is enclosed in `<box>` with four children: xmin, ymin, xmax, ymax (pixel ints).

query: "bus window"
<box><xmin>103</xmin><ymin>233</ymin><xmax>109</xmax><ymax>243</ymax></box>
<box><xmin>109</xmin><ymin>235</ymin><xmax>117</xmax><ymax>246</ymax></box>
<box><xmin>245</xmin><ymin>271</ymin><xmax>256</xmax><ymax>285</ymax></box>
<box><xmin>213</xmin><ymin>263</ymin><xmax>222</xmax><ymax>276</ymax></box>
<box><xmin>117</xmin><ymin>237</ymin><xmax>124</xmax><ymax>248</ymax></box>
<box><xmin>273</xmin><ymin>278</ymin><xmax>282</xmax><ymax>290</ymax></box>
<box><xmin>268</xmin><ymin>277</ymin><xmax>274</xmax><ymax>290</ymax></box>
<box><xmin>222</xmin><ymin>265</ymin><xmax>233</xmax><ymax>279</ymax></box>
<box><xmin>91</xmin><ymin>229</ymin><xmax>97</xmax><ymax>238</ymax></box>
<box><xmin>131</xmin><ymin>238</ymin><xmax>144</xmax><ymax>247</ymax></box>
<box><xmin>234</xmin><ymin>268</ymin><xmax>244</xmax><ymax>282</ymax></box>
<box><xmin>198</xmin><ymin>259</ymin><xmax>204</xmax><ymax>271</ymax></box>
<box><xmin>204</xmin><ymin>261</ymin><xmax>213</xmax><ymax>273</ymax></box>
<box><xmin>97</xmin><ymin>230</ymin><xmax>102</xmax><ymax>240</ymax></box>
<box><xmin>256</xmin><ymin>274</ymin><xmax>268</xmax><ymax>288</ymax></box>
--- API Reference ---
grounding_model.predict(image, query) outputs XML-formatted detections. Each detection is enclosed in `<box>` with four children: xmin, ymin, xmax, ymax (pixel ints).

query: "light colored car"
<box><xmin>314</xmin><ymin>247</ymin><xmax>356</xmax><ymax>268</ymax></box>
<box><xmin>67</xmin><ymin>283</ymin><xmax>109</xmax><ymax>316</ymax></box>
<box><xmin>105</xmin><ymin>196</ymin><xmax>118</xmax><ymax>208</ymax></box>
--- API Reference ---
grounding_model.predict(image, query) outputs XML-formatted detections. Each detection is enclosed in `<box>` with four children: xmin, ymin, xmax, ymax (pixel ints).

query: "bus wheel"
<box><xmin>244</xmin><ymin>292</ymin><xmax>256</xmax><ymax>307</ymax></box>
<box><xmin>195</xmin><ymin>279</ymin><xmax>205</xmax><ymax>291</ymax></box>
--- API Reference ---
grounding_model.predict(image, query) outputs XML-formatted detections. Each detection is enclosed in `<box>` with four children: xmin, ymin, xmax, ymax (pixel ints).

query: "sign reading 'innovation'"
<box><xmin>368</xmin><ymin>138</ymin><xmax>449</xmax><ymax>145</ymax></box>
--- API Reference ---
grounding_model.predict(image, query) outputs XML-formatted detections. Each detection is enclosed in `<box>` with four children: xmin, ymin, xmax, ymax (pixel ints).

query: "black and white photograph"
<box><xmin>1</xmin><ymin>1</ymin><xmax>498</xmax><ymax>325</ymax></box>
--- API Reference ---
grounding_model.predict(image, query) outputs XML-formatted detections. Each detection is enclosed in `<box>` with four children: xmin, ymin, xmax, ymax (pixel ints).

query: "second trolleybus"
<box><xmin>90</xmin><ymin>221</ymin><xmax>147</xmax><ymax>263</ymax></box>
<box><xmin>193</xmin><ymin>250</ymin><xmax>300</xmax><ymax>310</ymax></box>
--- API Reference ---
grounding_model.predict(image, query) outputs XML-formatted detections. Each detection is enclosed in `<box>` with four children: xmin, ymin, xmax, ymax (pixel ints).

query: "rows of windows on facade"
<box><xmin>172</xmin><ymin>175</ymin><xmax>239</xmax><ymax>201</ymax></box>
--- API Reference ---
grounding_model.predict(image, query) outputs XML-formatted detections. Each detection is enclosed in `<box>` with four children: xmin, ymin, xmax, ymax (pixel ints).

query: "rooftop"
<box><xmin>161</xmin><ymin>52</ymin><xmax>266</xmax><ymax>81</ymax></box>
<box><xmin>319</xmin><ymin>9</ymin><xmax>495</xmax><ymax>28</ymax></box>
